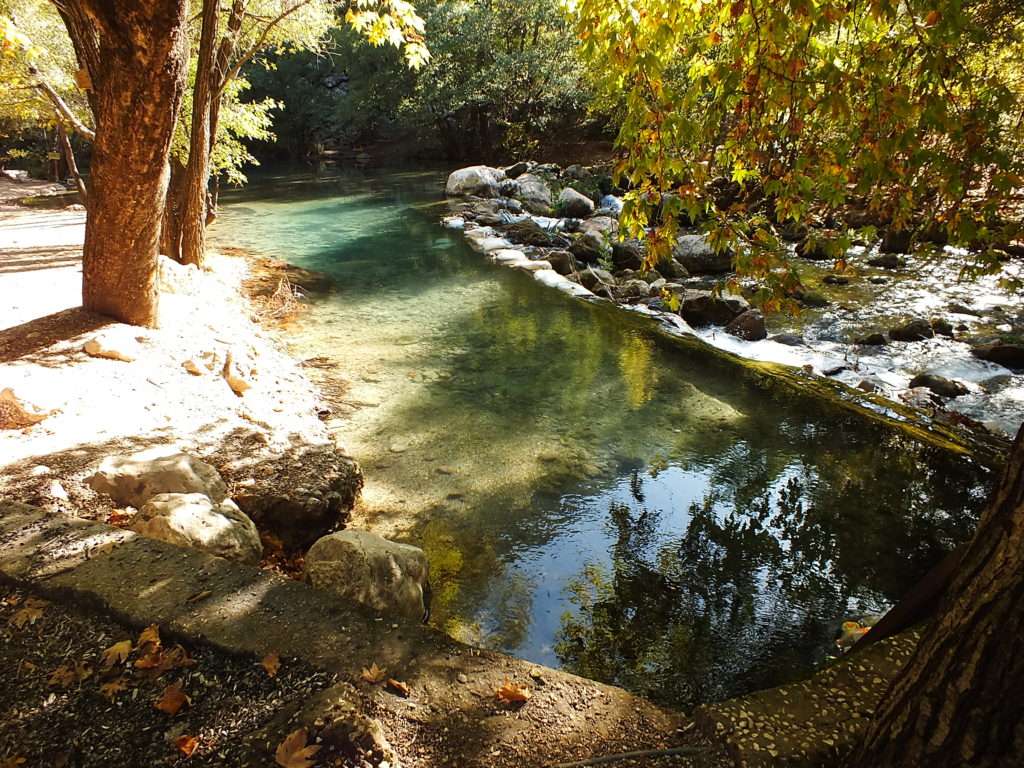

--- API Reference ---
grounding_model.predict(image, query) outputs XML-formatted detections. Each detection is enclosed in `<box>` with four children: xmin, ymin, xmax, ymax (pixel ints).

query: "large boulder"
<box><xmin>725</xmin><ymin>309</ymin><xmax>768</xmax><ymax>341</ymax></box>
<box><xmin>130</xmin><ymin>493</ymin><xmax>263</xmax><ymax>564</ymax></box>
<box><xmin>679</xmin><ymin>290</ymin><xmax>750</xmax><ymax>327</ymax></box>
<box><xmin>88</xmin><ymin>450</ymin><xmax>227</xmax><ymax>509</ymax></box>
<box><xmin>305</xmin><ymin>530</ymin><xmax>430</xmax><ymax>620</ymax></box>
<box><xmin>908</xmin><ymin>373</ymin><xmax>969</xmax><ymax>399</ymax></box>
<box><xmin>971</xmin><ymin>341</ymin><xmax>1024</xmax><ymax>370</ymax></box>
<box><xmin>558</xmin><ymin>187</ymin><xmax>595</xmax><ymax>218</ymax></box>
<box><xmin>673</xmin><ymin>234</ymin><xmax>733</xmax><ymax>274</ymax></box>
<box><xmin>445</xmin><ymin>166</ymin><xmax>505</xmax><ymax>198</ymax></box>
<box><xmin>514</xmin><ymin>174</ymin><xmax>554</xmax><ymax>214</ymax></box>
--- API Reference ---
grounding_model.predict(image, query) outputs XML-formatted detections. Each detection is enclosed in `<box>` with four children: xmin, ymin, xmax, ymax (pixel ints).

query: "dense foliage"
<box><xmin>566</xmin><ymin>0</ymin><xmax>1024</xmax><ymax>299</ymax></box>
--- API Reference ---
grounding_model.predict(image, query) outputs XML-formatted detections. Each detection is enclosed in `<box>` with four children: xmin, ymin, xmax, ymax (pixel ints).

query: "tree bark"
<box><xmin>56</xmin><ymin>122</ymin><xmax>88</xmax><ymax>204</ymax></box>
<box><xmin>854</xmin><ymin>425</ymin><xmax>1024</xmax><ymax>767</ymax></box>
<box><xmin>160</xmin><ymin>155</ymin><xmax>187</xmax><ymax>262</ymax></box>
<box><xmin>57</xmin><ymin>0</ymin><xmax>190</xmax><ymax>327</ymax></box>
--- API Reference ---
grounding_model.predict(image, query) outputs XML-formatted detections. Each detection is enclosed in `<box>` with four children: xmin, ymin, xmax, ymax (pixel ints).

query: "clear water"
<box><xmin>213</xmin><ymin>169</ymin><xmax>992</xmax><ymax>710</ymax></box>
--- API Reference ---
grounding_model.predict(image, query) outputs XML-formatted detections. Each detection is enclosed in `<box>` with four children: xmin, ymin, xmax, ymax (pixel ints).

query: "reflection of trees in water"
<box><xmin>556</xmin><ymin>446</ymin><xmax>987</xmax><ymax>709</ymax></box>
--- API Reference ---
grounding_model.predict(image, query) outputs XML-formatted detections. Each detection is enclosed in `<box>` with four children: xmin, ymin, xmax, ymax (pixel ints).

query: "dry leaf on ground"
<box><xmin>0</xmin><ymin>757</ymin><xmax>26</xmax><ymax>768</ymax></box>
<box><xmin>496</xmin><ymin>679</ymin><xmax>532</xmax><ymax>703</ymax></box>
<box><xmin>176</xmin><ymin>735</ymin><xmax>199</xmax><ymax>758</ymax></box>
<box><xmin>99</xmin><ymin>677</ymin><xmax>129</xmax><ymax>700</ymax></box>
<box><xmin>386</xmin><ymin>678</ymin><xmax>411</xmax><ymax>698</ymax></box>
<box><xmin>261</xmin><ymin>652</ymin><xmax>281</xmax><ymax>678</ymax></box>
<box><xmin>275</xmin><ymin>728</ymin><xmax>321</xmax><ymax>768</ymax></box>
<box><xmin>48</xmin><ymin>661</ymin><xmax>92</xmax><ymax>688</ymax></box>
<box><xmin>101</xmin><ymin>639</ymin><xmax>133</xmax><ymax>668</ymax></box>
<box><xmin>360</xmin><ymin>662</ymin><xmax>387</xmax><ymax>684</ymax></box>
<box><xmin>155</xmin><ymin>680</ymin><xmax>191</xmax><ymax>715</ymax></box>
<box><xmin>138</xmin><ymin>624</ymin><xmax>161</xmax><ymax>649</ymax></box>
<box><xmin>10</xmin><ymin>598</ymin><xmax>47</xmax><ymax>629</ymax></box>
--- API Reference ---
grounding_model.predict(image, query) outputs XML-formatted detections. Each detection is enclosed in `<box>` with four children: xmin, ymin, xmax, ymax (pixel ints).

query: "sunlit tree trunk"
<box><xmin>854</xmin><ymin>426</ymin><xmax>1024</xmax><ymax>767</ymax></box>
<box><xmin>56</xmin><ymin>0</ymin><xmax>190</xmax><ymax>327</ymax></box>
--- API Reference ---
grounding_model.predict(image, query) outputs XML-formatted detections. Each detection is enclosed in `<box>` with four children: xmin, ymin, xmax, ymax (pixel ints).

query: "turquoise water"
<box><xmin>213</xmin><ymin>170</ymin><xmax>991</xmax><ymax>709</ymax></box>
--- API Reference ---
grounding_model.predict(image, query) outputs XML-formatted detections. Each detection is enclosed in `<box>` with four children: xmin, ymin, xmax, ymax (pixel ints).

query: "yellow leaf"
<box><xmin>386</xmin><ymin>678</ymin><xmax>410</xmax><ymax>697</ymax></box>
<box><xmin>155</xmin><ymin>680</ymin><xmax>191</xmax><ymax>715</ymax></box>
<box><xmin>176</xmin><ymin>735</ymin><xmax>199</xmax><ymax>758</ymax></box>
<box><xmin>101</xmin><ymin>639</ymin><xmax>133</xmax><ymax>669</ymax></box>
<box><xmin>359</xmin><ymin>662</ymin><xmax>387</xmax><ymax>684</ymax></box>
<box><xmin>275</xmin><ymin>728</ymin><xmax>321</xmax><ymax>768</ymax></box>
<box><xmin>261</xmin><ymin>652</ymin><xmax>281</xmax><ymax>678</ymax></box>
<box><xmin>496</xmin><ymin>679</ymin><xmax>532</xmax><ymax>704</ymax></box>
<box><xmin>137</xmin><ymin>624</ymin><xmax>161</xmax><ymax>649</ymax></box>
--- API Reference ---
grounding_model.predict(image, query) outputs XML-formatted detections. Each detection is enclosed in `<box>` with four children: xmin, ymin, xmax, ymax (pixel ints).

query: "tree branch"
<box><xmin>30</xmin><ymin>69</ymin><xmax>96</xmax><ymax>141</ymax></box>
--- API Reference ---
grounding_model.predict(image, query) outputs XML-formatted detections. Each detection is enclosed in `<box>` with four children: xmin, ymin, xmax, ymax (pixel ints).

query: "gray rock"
<box><xmin>880</xmin><ymin>228</ymin><xmax>912</xmax><ymax>254</ymax></box>
<box><xmin>562</xmin><ymin>164</ymin><xmax>586</xmax><ymax>180</ymax></box>
<box><xmin>724</xmin><ymin>309</ymin><xmax>768</xmax><ymax>341</ymax></box>
<box><xmin>504</xmin><ymin>219</ymin><xmax>558</xmax><ymax>247</ymax></box>
<box><xmin>545</xmin><ymin>250</ymin><xmax>576</xmax><ymax>276</ymax></box>
<box><xmin>616</xmin><ymin>279</ymin><xmax>650</xmax><ymax>301</ymax></box>
<box><xmin>130</xmin><ymin>493</ymin><xmax>263</xmax><ymax>564</ymax></box>
<box><xmin>679</xmin><ymin>290</ymin><xmax>750</xmax><ymax>327</ymax></box>
<box><xmin>558</xmin><ymin>187</ymin><xmax>596</xmax><ymax>218</ymax></box>
<box><xmin>579</xmin><ymin>216</ymin><xmax>618</xmax><ymax>238</ymax></box>
<box><xmin>657</xmin><ymin>259</ymin><xmax>690</xmax><ymax>280</ymax></box>
<box><xmin>890</xmin><ymin>319</ymin><xmax>934</xmax><ymax>342</ymax></box>
<box><xmin>648</xmin><ymin>278</ymin><xmax>667</xmax><ymax>296</ymax></box>
<box><xmin>855</xmin><ymin>333</ymin><xmax>888</xmax><ymax>346</ymax></box>
<box><xmin>612</xmin><ymin>239</ymin><xmax>645</xmax><ymax>271</ymax></box>
<box><xmin>504</xmin><ymin>161</ymin><xmax>530</xmax><ymax>178</ymax></box>
<box><xmin>673</xmin><ymin>234</ymin><xmax>732</xmax><ymax>274</ymax></box>
<box><xmin>497</xmin><ymin>178</ymin><xmax>520</xmax><ymax>198</ymax></box>
<box><xmin>770</xmin><ymin>333</ymin><xmax>805</xmax><ymax>347</ymax></box>
<box><xmin>305</xmin><ymin>530</ymin><xmax>430</xmax><ymax>620</ymax></box>
<box><xmin>445</xmin><ymin>166</ymin><xmax>505</xmax><ymax>198</ymax></box>
<box><xmin>514</xmin><ymin>174</ymin><xmax>553</xmax><ymax>214</ymax></box>
<box><xmin>908</xmin><ymin>374</ymin><xmax>969</xmax><ymax>398</ymax></box>
<box><xmin>931</xmin><ymin>318</ymin><xmax>954</xmax><ymax>338</ymax></box>
<box><xmin>89</xmin><ymin>450</ymin><xmax>227</xmax><ymax>509</ymax></box>
<box><xmin>971</xmin><ymin>342</ymin><xmax>1024</xmax><ymax>369</ymax></box>
<box><xmin>796</xmin><ymin>290</ymin><xmax>830</xmax><ymax>308</ymax></box>
<box><xmin>823</xmin><ymin>274</ymin><xmax>850</xmax><ymax>285</ymax></box>
<box><xmin>868</xmin><ymin>254</ymin><xmax>905</xmax><ymax>269</ymax></box>
<box><xmin>577</xmin><ymin>266</ymin><xmax>615</xmax><ymax>292</ymax></box>
<box><xmin>569</xmin><ymin>230</ymin><xmax>609</xmax><ymax>263</ymax></box>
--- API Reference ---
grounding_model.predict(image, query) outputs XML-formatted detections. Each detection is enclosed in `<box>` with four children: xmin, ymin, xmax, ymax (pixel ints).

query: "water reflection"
<box><xmin>213</xmin><ymin>170</ymin><xmax>991</xmax><ymax>710</ymax></box>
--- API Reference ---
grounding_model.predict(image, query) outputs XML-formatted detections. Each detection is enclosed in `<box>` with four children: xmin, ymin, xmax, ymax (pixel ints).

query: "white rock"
<box><xmin>513</xmin><ymin>260</ymin><xmax>553</xmax><ymax>272</ymax></box>
<box><xmin>305</xmin><ymin>530</ymin><xmax>430</xmax><ymax>620</ymax></box>
<box><xmin>533</xmin><ymin>269</ymin><xmax>596</xmax><ymax>298</ymax></box>
<box><xmin>442</xmin><ymin>216</ymin><xmax>466</xmax><ymax>230</ymax></box>
<box><xmin>88</xmin><ymin>449</ymin><xmax>228</xmax><ymax>508</ymax></box>
<box><xmin>83</xmin><ymin>327</ymin><xmax>144</xmax><ymax>362</ymax></box>
<box><xmin>445</xmin><ymin>166</ymin><xmax>506</xmax><ymax>198</ymax></box>
<box><xmin>131</xmin><ymin>492</ymin><xmax>262</xmax><ymax>563</ymax></box>
<box><xmin>158</xmin><ymin>255</ymin><xmax>202</xmax><ymax>295</ymax></box>
<box><xmin>491</xmin><ymin>249</ymin><xmax>528</xmax><ymax>264</ymax></box>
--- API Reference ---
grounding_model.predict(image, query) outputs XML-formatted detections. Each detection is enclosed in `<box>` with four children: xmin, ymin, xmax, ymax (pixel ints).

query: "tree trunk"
<box><xmin>160</xmin><ymin>155</ymin><xmax>187</xmax><ymax>262</ymax></box>
<box><xmin>58</xmin><ymin>0</ymin><xmax>190</xmax><ymax>327</ymax></box>
<box><xmin>56</xmin><ymin>122</ymin><xmax>87</xmax><ymax>204</ymax></box>
<box><xmin>854</xmin><ymin>425</ymin><xmax>1024</xmax><ymax>767</ymax></box>
<box><xmin>179</xmin><ymin>0</ymin><xmax>220</xmax><ymax>268</ymax></box>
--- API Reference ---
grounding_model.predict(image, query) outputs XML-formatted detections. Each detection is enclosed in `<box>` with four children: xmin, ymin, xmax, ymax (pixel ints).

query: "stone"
<box><xmin>796</xmin><ymin>290</ymin><xmax>830</xmax><ymax>308</ymax></box>
<box><xmin>673</xmin><ymin>234</ymin><xmax>733</xmax><ymax>274</ymax></box>
<box><xmin>880</xmin><ymin>228</ymin><xmax>912</xmax><ymax>254</ymax></box>
<box><xmin>867</xmin><ymin>254</ymin><xmax>905</xmax><ymax>269</ymax></box>
<box><xmin>569</xmin><ymin>230</ymin><xmax>609</xmax><ymax>263</ymax></box>
<box><xmin>305</xmin><ymin>530</ymin><xmax>430</xmax><ymax>620</ymax></box>
<box><xmin>725</xmin><ymin>309</ymin><xmax>768</xmax><ymax>341</ymax></box>
<box><xmin>503</xmin><ymin>218</ymin><xmax>558</xmax><ymax>247</ymax></box>
<box><xmin>83</xmin><ymin>328</ymin><xmax>143</xmax><ymax>362</ymax></box>
<box><xmin>770</xmin><ymin>333</ymin><xmax>805</xmax><ymax>347</ymax></box>
<box><xmin>89</xmin><ymin>450</ymin><xmax>228</xmax><ymax>508</ymax></box>
<box><xmin>577</xmin><ymin>267</ymin><xmax>615</xmax><ymax>292</ymax></box>
<box><xmin>611</xmin><ymin>239</ymin><xmax>645</xmax><ymax>271</ymax></box>
<box><xmin>158</xmin><ymin>255</ymin><xmax>201</xmax><ymax>294</ymax></box>
<box><xmin>0</xmin><ymin>388</ymin><xmax>51</xmax><ymax>430</ymax></box>
<box><xmin>579</xmin><ymin>216</ymin><xmax>618</xmax><ymax>238</ymax></box>
<box><xmin>615</xmin><ymin>279</ymin><xmax>650</xmax><ymax>301</ymax></box>
<box><xmin>823</xmin><ymin>274</ymin><xmax>850</xmax><ymax>285</ymax></box>
<box><xmin>504</xmin><ymin>161</ymin><xmax>530</xmax><ymax>178</ymax></box>
<box><xmin>514</xmin><ymin>174</ymin><xmax>554</xmax><ymax>214</ymax></box>
<box><xmin>558</xmin><ymin>187</ymin><xmax>595</xmax><ymax>218</ymax></box>
<box><xmin>445</xmin><ymin>166</ymin><xmax>505</xmax><ymax>198</ymax></box>
<box><xmin>796</xmin><ymin>233</ymin><xmax>834</xmax><ymax>260</ymax></box>
<box><xmin>545</xmin><ymin>250</ymin><xmax>576</xmax><ymax>276</ymax></box>
<box><xmin>855</xmin><ymin>333</ymin><xmax>888</xmax><ymax>346</ymax></box>
<box><xmin>930</xmin><ymin>318</ymin><xmax>954</xmax><ymax>338</ymax></box>
<box><xmin>130</xmin><ymin>493</ymin><xmax>262</xmax><ymax>564</ymax></box>
<box><xmin>656</xmin><ymin>258</ymin><xmax>690</xmax><ymax>280</ymax></box>
<box><xmin>497</xmin><ymin>178</ymin><xmax>520</xmax><ymax>198</ymax></box>
<box><xmin>889</xmin><ymin>319</ymin><xmax>934</xmax><ymax>342</ymax></box>
<box><xmin>648</xmin><ymin>278</ymin><xmax>667</xmax><ymax>296</ymax></box>
<box><xmin>562</xmin><ymin>163</ymin><xmax>586</xmax><ymax>180</ymax></box>
<box><xmin>908</xmin><ymin>374</ymin><xmax>969</xmax><ymax>398</ymax></box>
<box><xmin>971</xmin><ymin>342</ymin><xmax>1024</xmax><ymax>370</ymax></box>
<box><xmin>948</xmin><ymin>303</ymin><xmax>981</xmax><ymax>316</ymax></box>
<box><xmin>679</xmin><ymin>290</ymin><xmax>750</xmax><ymax>327</ymax></box>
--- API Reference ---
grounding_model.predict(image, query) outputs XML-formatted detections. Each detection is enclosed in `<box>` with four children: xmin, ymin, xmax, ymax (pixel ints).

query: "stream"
<box><xmin>213</xmin><ymin>169</ymin><xmax>993</xmax><ymax>710</ymax></box>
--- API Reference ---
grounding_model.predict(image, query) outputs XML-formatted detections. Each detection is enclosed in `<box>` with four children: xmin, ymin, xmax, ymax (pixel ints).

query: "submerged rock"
<box><xmin>868</xmin><ymin>254</ymin><xmax>905</xmax><ymax>269</ymax></box>
<box><xmin>725</xmin><ymin>310</ymin><xmax>768</xmax><ymax>341</ymax></box>
<box><xmin>889</xmin><ymin>319</ymin><xmax>934</xmax><ymax>342</ymax></box>
<box><xmin>770</xmin><ymin>333</ymin><xmax>805</xmax><ymax>347</ymax></box>
<box><xmin>972</xmin><ymin>341</ymin><xmax>1024</xmax><ymax>370</ymax></box>
<box><xmin>673</xmin><ymin>234</ymin><xmax>733</xmax><ymax>274</ymax></box>
<box><xmin>305</xmin><ymin>530</ymin><xmax>430</xmax><ymax>620</ymax></box>
<box><xmin>909</xmin><ymin>373</ymin><xmax>969</xmax><ymax>398</ymax></box>
<box><xmin>558</xmin><ymin>187</ymin><xmax>595</xmax><ymax>218</ymax></box>
<box><xmin>88</xmin><ymin>450</ymin><xmax>228</xmax><ymax>509</ymax></box>
<box><xmin>445</xmin><ymin>166</ymin><xmax>505</xmax><ymax>198</ymax></box>
<box><xmin>131</xmin><ymin>492</ymin><xmax>262</xmax><ymax>564</ymax></box>
<box><xmin>855</xmin><ymin>333</ymin><xmax>888</xmax><ymax>346</ymax></box>
<box><xmin>679</xmin><ymin>290</ymin><xmax>749</xmax><ymax>327</ymax></box>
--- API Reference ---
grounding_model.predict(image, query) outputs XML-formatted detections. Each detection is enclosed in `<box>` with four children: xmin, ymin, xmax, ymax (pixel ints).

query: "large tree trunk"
<box><xmin>58</xmin><ymin>0</ymin><xmax>190</xmax><ymax>327</ymax></box>
<box><xmin>179</xmin><ymin>0</ymin><xmax>220</xmax><ymax>268</ymax></box>
<box><xmin>854</xmin><ymin>425</ymin><xmax>1024</xmax><ymax>767</ymax></box>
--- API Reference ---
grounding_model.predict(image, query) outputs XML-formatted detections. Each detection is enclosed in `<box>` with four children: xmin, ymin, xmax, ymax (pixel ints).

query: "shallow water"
<box><xmin>214</xmin><ymin>169</ymin><xmax>992</xmax><ymax>709</ymax></box>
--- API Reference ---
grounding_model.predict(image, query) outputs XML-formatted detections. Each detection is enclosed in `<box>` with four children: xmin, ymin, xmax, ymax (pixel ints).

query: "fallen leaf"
<box><xmin>155</xmin><ymin>680</ymin><xmax>191</xmax><ymax>715</ymax></box>
<box><xmin>496</xmin><ymin>679</ymin><xmax>532</xmax><ymax>704</ymax></box>
<box><xmin>10</xmin><ymin>598</ymin><xmax>47</xmax><ymax>629</ymax></box>
<box><xmin>0</xmin><ymin>757</ymin><xmax>26</xmax><ymax>768</ymax></box>
<box><xmin>99</xmin><ymin>677</ymin><xmax>129</xmax><ymax>700</ymax></box>
<box><xmin>49</xmin><ymin>664</ymin><xmax>77</xmax><ymax>688</ymax></box>
<box><xmin>359</xmin><ymin>662</ymin><xmax>387</xmax><ymax>684</ymax></box>
<box><xmin>101</xmin><ymin>639</ymin><xmax>133</xmax><ymax>669</ymax></box>
<box><xmin>275</xmin><ymin>728</ymin><xmax>321</xmax><ymax>768</ymax></box>
<box><xmin>386</xmin><ymin>678</ymin><xmax>410</xmax><ymax>698</ymax></box>
<box><xmin>261</xmin><ymin>652</ymin><xmax>281</xmax><ymax>678</ymax></box>
<box><xmin>3</xmin><ymin>594</ymin><xmax>22</xmax><ymax>606</ymax></box>
<box><xmin>138</xmin><ymin>623</ymin><xmax>161</xmax><ymax>649</ymax></box>
<box><xmin>176</xmin><ymin>735</ymin><xmax>199</xmax><ymax>758</ymax></box>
